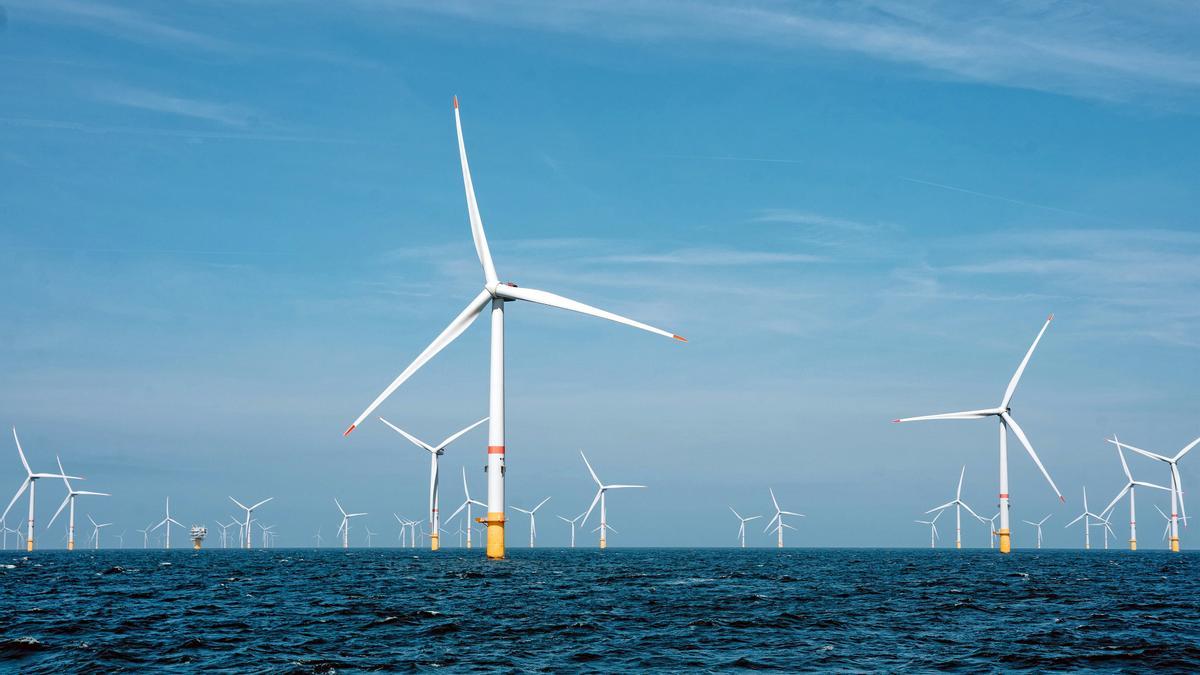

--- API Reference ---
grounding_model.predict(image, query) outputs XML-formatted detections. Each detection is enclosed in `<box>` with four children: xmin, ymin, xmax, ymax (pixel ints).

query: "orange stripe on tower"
<box><xmin>999</xmin><ymin>493</ymin><xmax>1009</xmax><ymax>498</ymax></box>
<box><xmin>488</xmin><ymin>445</ymin><xmax>505</xmax><ymax>454</ymax></box>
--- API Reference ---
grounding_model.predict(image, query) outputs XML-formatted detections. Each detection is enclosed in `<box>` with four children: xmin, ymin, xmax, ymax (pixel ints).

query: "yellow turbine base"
<box><xmin>1171</xmin><ymin>537</ymin><xmax>1180</xmax><ymax>552</ymax></box>
<box><xmin>1130</xmin><ymin>539</ymin><xmax>1137</xmax><ymax>551</ymax></box>
<box><xmin>431</xmin><ymin>534</ymin><xmax>440</xmax><ymax>551</ymax></box>
<box><xmin>26</xmin><ymin>539</ymin><xmax>33</xmax><ymax>552</ymax></box>
<box><xmin>67</xmin><ymin>541</ymin><xmax>74</xmax><ymax>551</ymax></box>
<box><xmin>956</xmin><ymin>540</ymin><xmax>961</xmax><ymax>550</ymax></box>
<box><xmin>193</xmin><ymin>540</ymin><xmax>201</xmax><ymax>550</ymax></box>
<box><xmin>998</xmin><ymin>529</ymin><xmax>1011</xmax><ymax>554</ymax></box>
<box><xmin>484</xmin><ymin>512</ymin><xmax>505</xmax><ymax>559</ymax></box>
<box><xmin>600</xmin><ymin>537</ymin><xmax>607</xmax><ymax>550</ymax></box>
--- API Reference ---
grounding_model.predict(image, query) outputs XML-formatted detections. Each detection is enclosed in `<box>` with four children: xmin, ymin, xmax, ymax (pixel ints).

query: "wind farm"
<box><xmin>3</xmin><ymin>3</ymin><xmax>1199</xmax><ymax>671</ymax></box>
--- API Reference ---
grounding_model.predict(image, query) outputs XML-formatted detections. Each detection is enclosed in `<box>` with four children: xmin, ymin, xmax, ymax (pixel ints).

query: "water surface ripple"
<box><xmin>1</xmin><ymin>548</ymin><xmax>1197</xmax><ymax>672</ymax></box>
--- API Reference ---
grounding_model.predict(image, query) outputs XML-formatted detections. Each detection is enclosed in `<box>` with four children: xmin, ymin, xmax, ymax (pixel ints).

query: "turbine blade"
<box><xmin>1099</xmin><ymin>486</ymin><xmax>1129</xmax><ymax>519</ymax></box>
<box><xmin>48</xmin><ymin>494</ymin><xmax>71</xmax><ymax>527</ymax></box>
<box><xmin>453</xmin><ymin>96</ymin><xmax>498</xmax><ymax>286</ymax></box>
<box><xmin>729</xmin><ymin>506</ymin><xmax>742</xmax><ymax>520</ymax></box>
<box><xmin>434</xmin><ymin>417</ymin><xmax>489</xmax><ymax>451</ymax></box>
<box><xmin>580</xmin><ymin>451</ymin><xmax>602</xmax><ymax>487</ymax></box>
<box><xmin>379</xmin><ymin>418</ymin><xmax>436</xmax><ymax>453</ymax></box>
<box><xmin>1</xmin><ymin>479</ymin><xmax>30</xmax><ymax>522</ymax></box>
<box><xmin>1108</xmin><ymin>438</ymin><xmax>1169</xmax><ymax>462</ymax></box>
<box><xmin>1002</xmin><ymin>412</ymin><xmax>1063</xmax><ymax>501</ymax></box>
<box><xmin>1174</xmin><ymin>436</ymin><xmax>1200</xmax><ymax>462</ymax></box>
<box><xmin>56</xmin><ymin>456</ymin><xmax>73</xmax><ymax>492</ymax></box>
<box><xmin>492</xmin><ymin>284</ymin><xmax>685</xmax><ymax>342</ymax></box>
<box><xmin>580</xmin><ymin>489</ymin><xmax>602</xmax><ymax>526</ymax></box>
<box><xmin>251</xmin><ymin>497</ymin><xmax>273</xmax><ymax>511</ymax></box>
<box><xmin>605</xmin><ymin>484</ymin><xmax>646</xmax><ymax>490</ymax></box>
<box><xmin>956</xmin><ymin>465</ymin><xmax>965</xmax><ymax>500</ymax></box>
<box><xmin>1172</xmin><ymin>464</ymin><xmax>1187</xmax><ymax>521</ymax></box>
<box><xmin>12</xmin><ymin>428</ymin><xmax>31</xmax><ymax>476</ymax></box>
<box><xmin>229</xmin><ymin>497</ymin><xmax>248</xmax><ymax>511</ymax></box>
<box><xmin>892</xmin><ymin>408</ymin><xmax>1000</xmax><ymax>423</ymax></box>
<box><xmin>345</xmin><ymin>289</ymin><xmax>491</xmax><ymax>436</ymax></box>
<box><xmin>926</xmin><ymin>501</ymin><xmax>954</xmax><ymax>514</ymax></box>
<box><xmin>1115</xmin><ymin>439</ymin><xmax>1133</xmax><ymax>482</ymax></box>
<box><xmin>769</xmin><ymin>488</ymin><xmax>780</xmax><ymax>512</ymax></box>
<box><xmin>1001</xmin><ymin>314</ymin><xmax>1053</xmax><ymax>409</ymax></box>
<box><xmin>533</xmin><ymin>496</ymin><xmax>551</xmax><ymax>512</ymax></box>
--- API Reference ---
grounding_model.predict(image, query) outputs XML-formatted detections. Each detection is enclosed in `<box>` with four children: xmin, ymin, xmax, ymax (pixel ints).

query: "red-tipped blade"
<box><xmin>673</xmin><ymin>335</ymin><xmax>687</xmax><ymax>342</ymax></box>
<box><xmin>343</xmin><ymin>424</ymin><xmax>356</xmax><ymax>437</ymax></box>
<box><xmin>453</xmin><ymin>95</ymin><xmax>459</xmax><ymax>109</ymax></box>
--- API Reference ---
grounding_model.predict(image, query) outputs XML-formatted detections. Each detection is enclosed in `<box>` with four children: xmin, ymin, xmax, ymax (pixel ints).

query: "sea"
<box><xmin>1</xmin><ymin>548</ymin><xmax>1197</xmax><ymax>672</ymax></box>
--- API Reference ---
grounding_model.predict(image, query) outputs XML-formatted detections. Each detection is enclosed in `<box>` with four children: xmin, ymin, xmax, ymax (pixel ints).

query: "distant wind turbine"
<box><xmin>230</xmin><ymin>496</ymin><xmax>273</xmax><ymax>550</ymax></box>
<box><xmin>557</xmin><ymin>514</ymin><xmax>582</xmax><ymax>548</ymax></box>
<box><xmin>86</xmin><ymin>514</ymin><xmax>111</xmax><ymax>549</ymax></box>
<box><xmin>926</xmin><ymin>466</ymin><xmax>986</xmax><ymax>550</ymax></box>
<box><xmin>1065</xmin><ymin>487</ymin><xmax>1105</xmax><ymax>549</ymax></box>
<box><xmin>48</xmin><ymin>455</ymin><xmax>109</xmax><ymax>551</ymax></box>
<box><xmin>914</xmin><ymin>510</ymin><xmax>942</xmax><ymax>548</ymax></box>
<box><xmin>150</xmin><ymin>497</ymin><xmax>183</xmax><ymax>549</ymax></box>
<box><xmin>445</xmin><ymin>467</ymin><xmax>486</xmax><ymax>550</ymax></box>
<box><xmin>894</xmin><ymin>316</ymin><xmax>1064</xmax><ymax>554</ymax></box>
<box><xmin>764</xmin><ymin>488</ymin><xmax>804</xmax><ymax>548</ymax></box>
<box><xmin>1022</xmin><ymin>515</ymin><xmax>1051</xmax><ymax>549</ymax></box>
<box><xmin>512</xmin><ymin>497</ymin><xmax>551</xmax><ymax>548</ymax></box>
<box><xmin>1108</xmin><ymin>435</ymin><xmax>1198</xmax><ymax>552</ymax></box>
<box><xmin>335</xmin><ymin>498</ymin><xmax>366</xmax><ymax>548</ymax></box>
<box><xmin>580</xmin><ymin>451</ymin><xmax>645</xmax><ymax>549</ymax></box>
<box><xmin>1098</xmin><ymin>437</ymin><xmax>1170</xmax><ymax>551</ymax></box>
<box><xmin>729</xmin><ymin>506</ymin><xmax>762</xmax><ymax>548</ymax></box>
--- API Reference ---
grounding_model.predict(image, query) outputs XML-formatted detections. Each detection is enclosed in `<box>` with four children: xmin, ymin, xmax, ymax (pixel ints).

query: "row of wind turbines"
<box><xmin>895</xmin><ymin>315</ymin><xmax>1194</xmax><ymax>553</ymax></box>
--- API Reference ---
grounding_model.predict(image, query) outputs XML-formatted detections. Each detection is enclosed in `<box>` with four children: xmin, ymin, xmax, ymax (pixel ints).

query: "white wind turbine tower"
<box><xmin>764</xmin><ymin>488</ymin><xmax>804</xmax><ymax>548</ymax></box>
<box><xmin>229</xmin><ymin>496</ymin><xmax>273</xmax><ymax>550</ymax></box>
<box><xmin>926</xmin><ymin>466</ymin><xmax>986</xmax><ymax>550</ymax></box>
<box><xmin>380</xmin><ymin>417</ymin><xmax>488</xmax><ymax>552</ymax></box>
<box><xmin>364</xmin><ymin>527</ymin><xmax>378</xmax><ymax>548</ymax></box>
<box><xmin>1108</xmin><ymin>435</ymin><xmax>1198</xmax><ymax>553</ymax></box>
<box><xmin>257</xmin><ymin>523</ymin><xmax>274</xmax><ymax>548</ymax></box>
<box><xmin>137</xmin><ymin>524</ymin><xmax>152</xmax><ymax>549</ymax></box>
<box><xmin>512</xmin><ymin>497</ymin><xmax>551</xmax><ymax>548</ymax></box>
<box><xmin>87</xmin><ymin>514</ymin><xmax>111</xmax><ymax>549</ymax></box>
<box><xmin>1022</xmin><ymin>514</ymin><xmax>1051</xmax><ymax>549</ymax></box>
<box><xmin>2</xmin><ymin>428</ymin><xmax>78</xmax><ymax>551</ymax></box>
<box><xmin>446</xmin><ymin>468</ymin><xmax>487</xmax><ymax>550</ymax></box>
<box><xmin>557</xmin><ymin>514</ymin><xmax>582</xmax><ymax>548</ymax></box>
<box><xmin>1065</xmin><ymin>487</ymin><xmax>1105</xmax><ymax>549</ymax></box>
<box><xmin>1090</xmin><ymin>514</ymin><xmax>1117</xmax><ymax>550</ymax></box>
<box><xmin>48</xmin><ymin>456</ymin><xmax>109</xmax><ymax>551</ymax></box>
<box><xmin>1154</xmin><ymin>505</ymin><xmax>1189</xmax><ymax>549</ymax></box>
<box><xmin>393</xmin><ymin>514</ymin><xmax>408</xmax><ymax>547</ymax></box>
<box><xmin>1098</xmin><ymin>437</ymin><xmax>1171</xmax><ymax>551</ymax></box>
<box><xmin>342</xmin><ymin>97</ymin><xmax>685</xmax><ymax>560</ymax></box>
<box><xmin>580</xmin><ymin>452</ymin><xmax>645</xmax><ymax>549</ymax></box>
<box><xmin>314</xmin><ymin>526</ymin><xmax>323</xmax><ymax>548</ymax></box>
<box><xmin>914</xmin><ymin>510</ymin><xmax>941</xmax><ymax>548</ymax></box>
<box><xmin>151</xmin><ymin>497</ymin><xmax>183</xmax><ymax>549</ymax></box>
<box><xmin>729</xmin><ymin>507</ymin><xmax>762</xmax><ymax>548</ymax></box>
<box><xmin>894</xmin><ymin>315</ymin><xmax>1064</xmax><ymax>554</ymax></box>
<box><xmin>984</xmin><ymin>513</ymin><xmax>1000</xmax><ymax>549</ymax></box>
<box><xmin>335</xmin><ymin>498</ymin><xmax>366</xmax><ymax>549</ymax></box>
<box><xmin>115</xmin><ymin>530</ymin><xmax>125</xmax><ymax>548</ymax></box>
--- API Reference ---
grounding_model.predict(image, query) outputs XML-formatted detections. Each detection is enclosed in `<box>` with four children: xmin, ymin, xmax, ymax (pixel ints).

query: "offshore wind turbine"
<box><xmin>512</xmin><ymin>497</ymin><xmax>551</xmax><ymax>548</ymax></box>
<box><xmin>925</xmin><ymin>466</ymin><xmax>985</xmax><ymax>549</ymax></box>
<box><xmin>446</xmin><ymin>468</ymin><xmax>486</xmax><ymax>549</ymax></box>
<box><xmin>764</xmin><ymin>488</ymin><xmax>804</xmax><ymax>548</ymax></box>
<box><xmin>1090</xmin><ymin>514</ymin><xmax>1117</xmax><ymax>549</ymax></box>
<box><xmin>115</xmin><ymin>530</ymin><xmax>125</xmax><ymax>548</ymax></box>
<box><xmin>1065</xmin><ymin>487</ymin><xmax>1105</xmax><ymax>549</ymax></box>
<box><xmin>580</xmin><ymin>452</ymin><xmax>645</xmax><ymax>549</ymax></box>
<box><xmin>335</xmin><ymin>498</ymin><xmax>366</xmax><ymax>548</ymax></box>
<box><xmin>1022</xmin><ymin>515</ymin><xmax>1051</xmax><ymax>549</ymax></box>
<box><xmin>557</xmin><ymin>514</ymin><xmax>582</xmax><ymax>548</ymax></box>
<box><xmin>137</xmin><ymin>524</ymin><xmax>151</xmax><ymax>549</ymax></box>
<box><xmin>314</xmin><ymin>527</ymin><xmax>323</xmax><ymax>548</ymax></box>
<box><xmin>86</xmin><ymin>514</ymin><xmax>111</xmax><ymax>549</ymax></box>
<box><xmin>342</xmin><ymin>97</ymin><xmax>685</xmax><ymax>560</ymax></box>
<box><xmin>729</xmin><ymin>507</ymin><xmax>762</xmax><ymax>548</ymax></box>
<box><xmin>230</xmin><ymin>496</ymin><xmax>273</xmax><ymax>550</ymax></box>
<box><xmin>379</xmin><ymin>415</ymin><xmax>482</xmax><ymax>552</ymax></box>
<box><xmin>894</xmin><ymin>315</ymin><xmax>1064</xmax><ymax>554</ymax></box>
<box><xmin>151</xmin><ymin>497</ymin><xmax>183</xmax><ymax>549</ymax></box>
<box><xmin>2</xmin><ymin>428</ymin><xmax>78</xmax><ymax>551</ymax></box>
<box><xmin>1098</xmin><ymin>437</ymin><xmax>1171</xmax><ymax>551</ymax></box>
<box><xmin>216</xmin><ymin>521</ymin><xmax>235</xmax><ymax>549</ymax></box>
<box><xmin>1108</xmin><ymin>435</ymin><xmax>1198</xmax><ymax>552</ymax></box>
<box><xmin>364</xmin><ymin>527</ymin><xmax>378</xmax><ymax>548</ymax></box>
<box><xmin>914</xmin><ymin>510</ymin><xmax>941</xmax><ymax>548</ymax></box>
<box><xmin>48</xmin><ymin>456</ymin><xmax>109</xmax><ymax>551</ymax></box>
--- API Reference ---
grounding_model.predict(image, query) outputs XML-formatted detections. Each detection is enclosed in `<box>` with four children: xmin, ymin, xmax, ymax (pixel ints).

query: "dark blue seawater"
<box><xmin>1</xmin><ymin>548</ymin><xmax>1197</xmax><ymax>672</ymax></box>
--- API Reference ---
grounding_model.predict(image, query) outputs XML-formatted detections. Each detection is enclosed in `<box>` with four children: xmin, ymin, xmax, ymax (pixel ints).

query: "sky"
<box><xmin>1</xmin><ymin>1</ymin><xmax>1198</xmax><ymax>550</ymax></box>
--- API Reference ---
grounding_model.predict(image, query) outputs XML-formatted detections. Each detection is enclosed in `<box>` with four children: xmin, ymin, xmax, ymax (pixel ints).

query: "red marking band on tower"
<box><xmin>488</xmin><ymin>445</ymin><xmax>505</xmax><ymax>454</ymax></box>
<box><xmin>999</xmin><ymin>493</ymin><xmax>1009</xmax><ymax>498</ymax></box>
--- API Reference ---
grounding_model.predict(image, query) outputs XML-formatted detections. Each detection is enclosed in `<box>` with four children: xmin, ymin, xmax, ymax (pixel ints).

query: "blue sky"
<box><xmin>1</xmin><ymin>1</ymin><xmax>1198</xmax><ymax>549</ymax></box>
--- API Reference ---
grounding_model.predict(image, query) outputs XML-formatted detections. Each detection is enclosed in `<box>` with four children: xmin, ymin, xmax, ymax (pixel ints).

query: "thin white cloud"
<box><xmin>595</xmin><ymin>247</ymin><xmax>824</xmax><ymax>265</ymax></box>
<box><xmin>91</xmin><ymin>83</ymin><xmax>255</xmax><ymax>127</ymax></box>
<box><xmin>11</xmin><ymin>0</ymin><xmax>238</xmax><ymax>53</ymax></box>
<box><xmin>348</xmin><ymin>0</ymin><xmax>1200</xmax><ymax>103</ymax></box>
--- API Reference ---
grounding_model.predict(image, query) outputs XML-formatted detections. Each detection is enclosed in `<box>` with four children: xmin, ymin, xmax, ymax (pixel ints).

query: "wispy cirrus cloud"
<box><xmin>11</xmin><ymin>0</ymin><xmax>238</xmax><ymax>53</ymax></box>
<box><xmin>90</xmin><ymin>83</ymin><xmax>256</xmax><ymax>127</ymax></box>
<box><xmin>348</xmin><ymin>0</ymin><xmax>1200</xmax><ymax>104</ymax></box>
